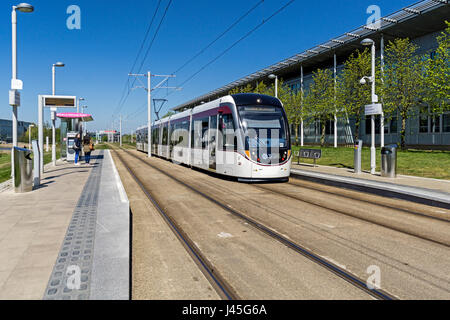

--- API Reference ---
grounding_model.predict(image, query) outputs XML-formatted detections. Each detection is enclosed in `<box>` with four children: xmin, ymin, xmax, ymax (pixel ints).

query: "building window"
<box><xmin>419</xmin><ymin>106</ymin><xmax>442</xmax><ymax>133</ymax></box>
<box><xmin>365</xmin><ymin>116</ymin><xmax>381</xmax><ymax>135</ymax></box>
<box><xmin>431</xmin><ymin>116</ymin><xmax>440</xmax><ymax>133</ymax></box>
<box><xmin>390</xmin><ymin>117</ymin><xmax>398</xmax><ymax>134</ymax></box>
<box><xmin>325</xmin><ymin>120</ymin><xmax>335</xmax><ymax>135</ymax></box>
<box><xmin>419</xmin><ymin>106</ymin><xmax>429</xmax><ymax>133</ymax></box>
<box><xmin>443</xmin><ymin>114</ymin><xmax>450</xmax><ymax>133</ymax></box>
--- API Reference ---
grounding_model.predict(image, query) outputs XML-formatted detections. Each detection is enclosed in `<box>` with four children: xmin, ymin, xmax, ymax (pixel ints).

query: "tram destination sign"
<box><xmin>44</xmin><ymin>96</ymin><xmax>76</xmax><ymax>108</ymax></box>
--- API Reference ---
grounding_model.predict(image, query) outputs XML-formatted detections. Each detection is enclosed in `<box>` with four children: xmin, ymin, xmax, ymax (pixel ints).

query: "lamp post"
<box><xmin>360</xmin><ymin>38</ymin><xmax>378</xmax><ymax>175</ymax></box>
<box><xmin>77</xmin><ymin>97</ymin><xmax>85</xmax><ymax>113</ymax></box>
<box><xmin>81</xmin><ymin>105</ymin><xmax>88</xmax><ymax>136</ymax></box>
<box><xmin>51</xmin><ymin>62</ymin><xmax>65</xmax><ymax>166</ymax></box>
<box><xmin>268</xmin><ymin>74</ymin><xmax>278</xmax><ymax>98</ymax></box>
<box><xmin>28</xmin><ymin>124</ymin><xmax>35</xmax><ymax>149</ymax></box>
<box><xmin>10</xmin><ymin>3</ymin><xmax>34</xmax><ymax>179</ymax></box>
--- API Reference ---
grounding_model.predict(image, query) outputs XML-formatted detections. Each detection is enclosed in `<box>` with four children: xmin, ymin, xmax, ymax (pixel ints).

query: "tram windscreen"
<box><xmin>239</xmin><ymin>106</ymin><xmax>289</xmax><ymax>149</ymax></box>
<box><xmin>238</xmin><ymin>105</ymin><xmax>290</xmax><ymax>164</ymax></box>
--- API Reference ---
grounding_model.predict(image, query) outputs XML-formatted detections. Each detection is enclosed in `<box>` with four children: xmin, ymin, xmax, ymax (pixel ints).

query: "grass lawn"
<box><xmin>292</xmin><ymin>145</ymin><xmax>450</xmax><ymax>180</ymax></box>
<box><xmin>0</xmin><ymin>148</ymin><xmax>61</xmax><ymax>184</ymax></box>
<box><xmin>94</xmin><ymin>143</ymin><xmax>111</xmax><ymax>150</ymax></box>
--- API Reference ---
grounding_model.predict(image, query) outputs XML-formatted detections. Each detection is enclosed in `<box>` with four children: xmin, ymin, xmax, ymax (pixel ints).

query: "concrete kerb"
<box><xmin>290</xmin><ymin>169</ymin><xmax>450</xmax><ymax>210</ymax></box>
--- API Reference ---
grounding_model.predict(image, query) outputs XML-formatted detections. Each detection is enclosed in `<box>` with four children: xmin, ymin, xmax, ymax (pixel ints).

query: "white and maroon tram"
<box><xmin>136</xmin><ymin>93</ymin><xmax>291</xmax><ymax>182</ymax></box>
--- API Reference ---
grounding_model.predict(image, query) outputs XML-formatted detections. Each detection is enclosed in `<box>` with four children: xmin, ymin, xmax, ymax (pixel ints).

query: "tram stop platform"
<box><xmin>0</xmin><ymin>150</ymin><xmax>130</xmax><ymax>300</ymax></box>
<box><xmin>290</xmin><ymin>163</ymin><xmax>450</xmax><ymax>210</ymax></box>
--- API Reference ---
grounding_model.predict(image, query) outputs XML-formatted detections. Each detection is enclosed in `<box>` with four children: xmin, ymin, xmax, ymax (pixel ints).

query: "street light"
<box><xmin>51</xmin><ymin>61</ymin><xmax>65</xmax><ymax>166</ymax></box>
<box><xmin>81</xmin><ymin>106</ymin><xmax>88</xmax><ymax>136</ymax></box>
<box><xmin>77</xmin><ymin>97</ymin><xmax>85</xmax><ymax>113</ymax></box>
<box><xmin>28</xmin><ymin>124</ymin><xmax>35</xmax><ymax>149</ymax></box>
<box><xmin>268</xmin><ymin>74</ymin><xmax>278</xmax><ymax>98</ymax></box>
<box><xmin>10</xmin><ymin>3</ymin><xmax>34</xmax><ymax>179</ymax></box>
<box><xmin>360</xmin><ymin>38</ymin><xmax>378</xmax><ymax>175</ymax></box>
<box><xmin>52</xmin><ymin>62</ymin><xmax>65</xmax><ymax>95</ymax></box>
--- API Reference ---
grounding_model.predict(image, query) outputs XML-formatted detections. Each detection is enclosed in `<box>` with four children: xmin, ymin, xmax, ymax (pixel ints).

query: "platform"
<box><xmin>290</xmin><ymin>163</ymin><xmax>450</xmax><ymax>209</ymax></box>
<box><xmin>0</xmin><ymin>150</ymin><xmax>129</xmax><ymax>300</ymax></box>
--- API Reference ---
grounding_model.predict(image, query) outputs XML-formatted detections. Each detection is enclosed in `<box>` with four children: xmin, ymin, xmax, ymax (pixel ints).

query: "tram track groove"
<box><xmin>112</xmin><ymin>148</ymin><xmax>240</xmax><ymax>300</ymax></box>
<box><xmin>287</xmin><ymin>178</ymin><xmax>450</xmax><ymax>223</ymax></box>
<box><xmin>192</xmin><ymin>171</ymin><xmax>450</xmax><ymax>293</ymax></box>
<box><xmin>118</xmin><ymin>146</ymin><xmax>397</xmax><ymax>300</ymax></box>
<box><xmin>252</xmin><ymin>183</ymin><xmax>450</xmax><ymax>247</ymax></box>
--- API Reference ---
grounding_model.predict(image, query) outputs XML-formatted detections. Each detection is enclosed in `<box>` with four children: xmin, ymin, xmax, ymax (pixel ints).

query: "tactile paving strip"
<box><xmin>43</xmin><ymin>151</ymin><xmax>104</xmax><ymax>300</ymax></box>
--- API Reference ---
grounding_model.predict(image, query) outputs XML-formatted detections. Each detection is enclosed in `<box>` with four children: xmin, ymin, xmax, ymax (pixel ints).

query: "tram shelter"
<box><xmin>57</xmin><ymin>112</ymin><xmax>94</xmax><ymax>161</ymax></box>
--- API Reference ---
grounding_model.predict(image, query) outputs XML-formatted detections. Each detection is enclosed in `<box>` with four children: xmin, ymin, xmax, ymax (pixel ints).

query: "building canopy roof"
<box><xmin>173</xmin><ymin>0</ymin><xmax>449</xmax><ymax>112</ymax></box>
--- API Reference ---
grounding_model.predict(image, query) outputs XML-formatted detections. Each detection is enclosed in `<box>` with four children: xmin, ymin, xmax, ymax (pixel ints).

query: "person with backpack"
<box><xmin>83</xmin><ymin>135</ymin><xmax>94</xmax><ymax>165</ymax></box>
<box><xmin>74</xmin><ymin>133</ymin><xmax>82</xmax><ymax>165</ymax></box>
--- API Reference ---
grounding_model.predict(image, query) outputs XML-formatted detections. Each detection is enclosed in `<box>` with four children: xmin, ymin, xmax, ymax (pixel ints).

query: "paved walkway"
<box><xmin>291</xmin><ymin>163</ymin><xmax>450</xmax><ymax>208</ymax></box>
<box><xmin>0</xmin><ymin>150</ymin><xmax>129</xmax><ymax>300</ymax></box>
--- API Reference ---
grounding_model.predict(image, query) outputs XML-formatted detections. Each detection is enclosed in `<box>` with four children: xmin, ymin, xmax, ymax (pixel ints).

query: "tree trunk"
<box><xmin>294</xmin><ymin>124</ymin><xmax>299</xmax><ymax>146</ymax></box>
<box><xmin>320</xmin><ymin>121</ymin><xmax>326</xmax><ymax>147</ymax></box>
<box><xmin>400</xmin><ymin>116</ymin><xmax>407</xmax><ymax>150</ymax></box>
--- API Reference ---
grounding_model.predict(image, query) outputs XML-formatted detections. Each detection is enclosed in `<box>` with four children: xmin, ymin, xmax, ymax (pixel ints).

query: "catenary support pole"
<box><xmin>300</xmin><ymin>65</ymin><xmax>304</xmax><ymax>147</ymax></box>
<box><xmin>147</xmin><ymin>71</ymin><xmax>152</xmax><ymax>158</ymax></box>
<box><xmin>380</xmin><ymin>34</ymin><xmax>385</xmax><ymax>147</ymax></box>
<box><xmin>334</xmin><ymin>53</ymin><xmax>338</xmax><ymax>148</ymax></box>
<box><xmin>370</xmin><ymin>42</ymin><xmax>376</xmax><ymax>175</ymax></box>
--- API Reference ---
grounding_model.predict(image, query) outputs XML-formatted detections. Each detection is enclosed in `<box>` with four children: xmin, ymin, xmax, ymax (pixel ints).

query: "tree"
<box><xmin>303</xmin><ymin>69</ymin><xmax>336</xmax><ymax>146</ymax></box>
<box><xmin>381</xmin><ymin>38</ymin><xmax>426</xmax><ymax>149</ymax></box>
<box><xmin>162</xmin><ymin>111</ymin><xmax>175</xmax><ymax>118</ymax></box>
<box><xmin>228</xmin><ymin>83</ymin><xmax>253</xmax><ymax>95</ymax></box>
<box><xmin>284</xmin><ymin>89</ymin><xmax>305</xmax><ymax>145</ymax></box>
<box><xmin>252</xmin><ymin>81</ymin><xmax>268</xmax><ymax>94</ymax></box>
<box><xmin>336</xmin><ymin>49</ymin><xmax>372</xmax><ymax>140</ymax></box>
<box><xmin>424</xmin><ymin>21</ymin><xmax>450</xmax><ymax>114</ymax></box>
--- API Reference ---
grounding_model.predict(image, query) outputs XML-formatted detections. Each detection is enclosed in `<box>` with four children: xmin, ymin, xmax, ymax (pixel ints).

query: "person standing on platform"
<box><xmin>74</xmin><ymin>133</ymin><xmax>82</xmax><ymax>166</ymax></box>
<box><xmin>83</xmin><ymin>135</ymin><xmax>94</xmax><ymax>165</ymax></box>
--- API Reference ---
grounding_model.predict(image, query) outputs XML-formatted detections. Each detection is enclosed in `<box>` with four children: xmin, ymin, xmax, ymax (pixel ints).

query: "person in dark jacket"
<box><xmin>83</xmin><ymin>135</ymin><xmax>94</xmax><ymax>165</ymax></box>
<box><xmin>74</xmin><ymin>133</ymin><xmax>82</xmax><ymax>165</ymax></box>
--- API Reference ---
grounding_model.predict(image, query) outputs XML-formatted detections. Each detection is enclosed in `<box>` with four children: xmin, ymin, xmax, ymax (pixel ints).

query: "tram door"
<box><xmin>209</xmin><ymin>115</ymin><xmax>217</xmax><ymax>170</ymax></box>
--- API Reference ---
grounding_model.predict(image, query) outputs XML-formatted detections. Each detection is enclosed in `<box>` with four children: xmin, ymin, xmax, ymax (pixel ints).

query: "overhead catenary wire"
<box><xmin>178</xmin><ymin>0</ymin><xmax>296</xmax><ymax>89</ymax></box>
<box><xmin>113</xmin><ymin>0</ymin><xmax>172</xmax><ymax>117</ymax></box>
<box><xmin>172</xmin><ymin>0</ymin><xmax>265</xmax><ymax>75</ymax></box>
<box><xmin>157</xmin><ymin>0</ymin><xmax>296</xmax><ymax>114</ymax></box>
<box><xmin>112</xmin><ymin>0</ymin><xmax>162</xmax><ymax>116</ymax></box>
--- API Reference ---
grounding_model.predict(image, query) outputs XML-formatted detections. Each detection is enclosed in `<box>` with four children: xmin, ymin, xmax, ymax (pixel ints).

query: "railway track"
<box><xmin>252</xmin><ymin>183</ymin><xmax>450</xmax><ymax>247</ymax></box>
<box><xmin>113</xmin><ymin>149</ymin><xmax>239</xmax><ymax>300</ymax></box>
<box><xmin>286</xmin><ymin>178</ymin><xmax>450</xmax><ymax>223</ymax></box>
<box><xmin>114</xmin><ymin>146</ymin><xmax>397</xmax><ymax>300</ymax></box>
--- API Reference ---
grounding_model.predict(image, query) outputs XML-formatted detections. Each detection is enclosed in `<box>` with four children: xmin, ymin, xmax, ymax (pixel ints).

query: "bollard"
<box><xmin>354</xmin><ymin>140</ymin><xmax>363</xmax><ymax>174</ymax></box>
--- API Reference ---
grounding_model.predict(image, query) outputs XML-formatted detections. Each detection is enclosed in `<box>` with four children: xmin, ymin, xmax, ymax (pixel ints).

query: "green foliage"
<box><xmin>423</xmin><ymin>21</ymin><xmax>450</xmax><ymax>113</ymax></box>
<box><xmin>336</xmin><ymin>49</ymin><xmax>372</xmax><ymax>140</ymax></box>
<box><xmin>228</xmin><ymin>83</ymin><xmax>253</xmax><ymax>95</ymax></box>
<box><xmin>381</xmin><ymin>38</ymin><xmax>425</xmax><ymax>149</ymax></box>
<box><xmin>162</xmin><ymin>111</ymin><xmax>175</xmax><ymax>119</ymax></box>
<box><xmin>303</xmin><ymin>69</ymin><xmax>336</xmax><ymax>146</ymax></box>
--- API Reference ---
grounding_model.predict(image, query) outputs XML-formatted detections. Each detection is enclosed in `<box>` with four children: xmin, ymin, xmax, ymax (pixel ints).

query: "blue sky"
<box><xmin>0</xmin><ymin>0</ymin><xmax>413</xmax><ymax>134</ymax></box>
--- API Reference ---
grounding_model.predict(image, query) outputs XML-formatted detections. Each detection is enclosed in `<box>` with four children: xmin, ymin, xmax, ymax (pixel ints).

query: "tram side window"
<box><xmin>178</xmin><ymin>121</ymin><xmax>189</xmax><ymax>147</ymax></box>
<box><xmin>192</xmin><ymin>119</ymin><xmax>204</xmax><ymax>149</ymax></box>
<box><xmin>162</xmin><ymin>125</ymin><xmax>168</xmax><ymax>145</ymax></box>
<box><xmin>152</xmin><ymin>127</ymin><xmax>159</xmax><ymax>145</ymax></box>
<box><xmin>219</xmin><ymin>114</ymin><xmax>237</xmax><ymax>151</ymax></box>
<box><xmin>201</xmin><ymin>118</ymin><xmax>209</xmax><ymax>149</ymax></box>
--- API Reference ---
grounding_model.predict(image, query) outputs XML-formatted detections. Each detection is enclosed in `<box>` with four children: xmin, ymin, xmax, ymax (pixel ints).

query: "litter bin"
<box><xmin>14</xmin><ymin>147</ymin><xmax>34</xmax><ymax>193</ymax></box>
<box><xmin>381</xmin><ymin>144</ymin><xmax>397</xmax><ymax>178</ymax></box>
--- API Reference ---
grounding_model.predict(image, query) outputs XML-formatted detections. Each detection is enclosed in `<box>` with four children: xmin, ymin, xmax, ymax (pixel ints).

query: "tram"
<box><xmin>136</xmin><ymin>93</ymin><xmax>291</xmax><ymax>181</ymax></box>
